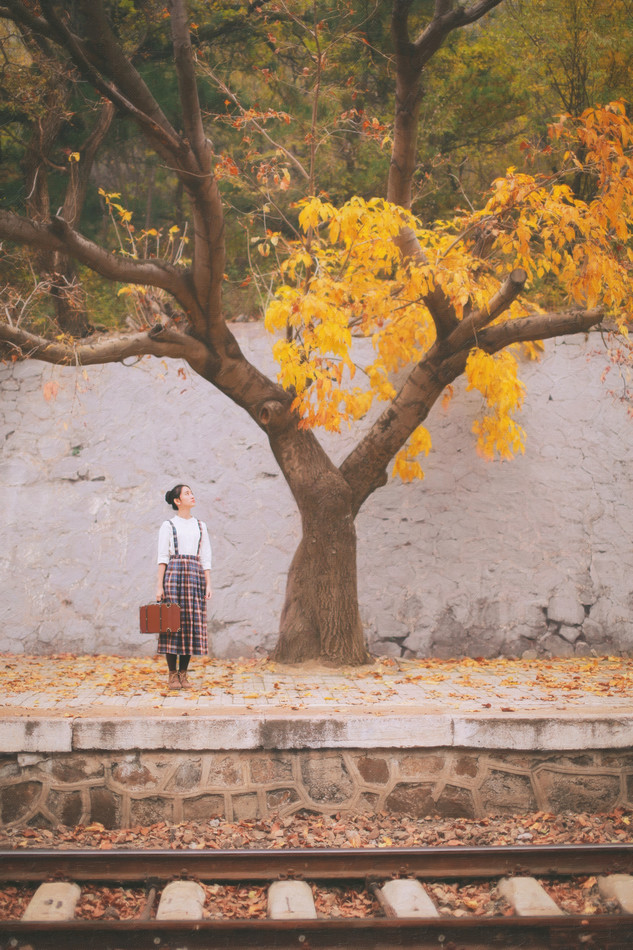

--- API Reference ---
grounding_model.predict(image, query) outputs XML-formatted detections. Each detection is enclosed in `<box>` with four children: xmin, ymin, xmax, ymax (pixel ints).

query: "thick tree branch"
<box><xmin>389</xmin><ymin>0</ymin><xmax>504</xmax><ymax>205</ymax></box>
<box><xmin>396</xmin><ymin>226</ymin><xmax>459</xmax><ymax>338</ymax></box>
<box><xmin>166</xmin><ymin>0</ymin><xmax>226</xmax><ymax>327</ymax></box>
<box><xmin>390</xmin><ymin>0</ymin><xmax>413</xmax><ymax>63</ymax></box>
<box><xmin>341</xmin><ymin>304</ymin><xmax>603</xmax><ymax>515</ymax></box>
<box><xmin>29</xmin><ymin>0</ymin><xmax>185</xmax><ymax>160</ymax></box>
<box><xmin>13</xmin><ymin>0</ymin><xmax>207</xmax><ymax>186</ymax></box>
<box><xmin>169</xmin><ymin>0</ymin><xmax>209</xmax><ymax>164</ymax></box>
<box><xmin>441</xmin><ymin>267</ymin><xmax>527</xmax><ymax>352</ymax></box>
<box><xmin>0</xmin><ymin>211</ymin><xmax>196</xmax><ymax>310</ymax></box>
<box><xmin>76</xmin><ymin>0</ymin><xmax>178</xmax><ymax>143</ymax></box>
<box><xmin>414</xmin><ymin>0</ymin><xmax>504</xmax><ymax>67</ymax></box>
<box><xmin>478</xmin><ymin>307</ymin><xmax>604</xmax><ymax>353</ymax></box>
<box><xmin>71</xmin><ymin>0</ymin><xmax>225</xmax><ymax>333</ymax></box>
<box><xmin>340</xmin><ymin>352</ymin><xmax>449</xmax><ymax>514</ymax></box>
<box><xmin>389</xmin><ymin>1</ymin><xmax>505</xmax><ymax>338</ymax></box>
<box><xmin>456</xmin><ymin>0</ymin><xmax>505</xmax><ymax>25</ymax></box>
<box><xmin>1</xmin><ymin>1</ymin><xmax>55</xmax><ymax>40</ymax></box>
<box><xmin>0</xmin><ymin>322</ymin><xmax>206</xmax><ymax>367</ymax></box>
<box><xmin>4</xmin><ymin>2</ymin><xmax>238</xmax><ymax>344</ymax></box>
<box><xmin>0</xmin><ymin>316</ymin><xmax>303</xmax><ymax>462</ymax></box>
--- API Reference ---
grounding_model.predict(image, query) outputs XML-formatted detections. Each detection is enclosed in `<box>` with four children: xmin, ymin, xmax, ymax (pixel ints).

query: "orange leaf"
<box><xmin>43</xmin><ymin>380</ymin><xmax>59</xmax><ymax>401</ymax></box>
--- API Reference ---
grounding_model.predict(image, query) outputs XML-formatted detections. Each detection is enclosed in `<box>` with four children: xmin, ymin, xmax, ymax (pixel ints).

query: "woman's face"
<box><xmin>176</xmin><ymin>485</ymin><xmax>195</xmax><ymax>509</ymax></box>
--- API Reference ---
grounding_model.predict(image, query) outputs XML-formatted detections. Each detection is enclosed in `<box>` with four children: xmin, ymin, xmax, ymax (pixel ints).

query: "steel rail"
<box><xmin>2</xmin><ymin>846</ymin><xmax>633</xmax><ymax>949</ymax></box>
<box><xmin>2</xmin><ymin>842</ymin><xmax>633</xmax><ymax>883</ymax></box>
<box><xmin>1</xmin><ymin>915</ymin><xmax>633</xmax><ymax>950</ymax></box>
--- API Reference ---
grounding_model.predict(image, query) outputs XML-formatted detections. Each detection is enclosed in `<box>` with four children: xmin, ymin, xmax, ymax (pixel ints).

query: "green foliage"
<box><xmin>1</xmin><ymin>0</ymin><xmax>632</xmax><ymax>335</ymax></box>
<box><xmin>405</xmin><ymin>0</ymin><xmax>633</xmax><ymax>217</ymax></box>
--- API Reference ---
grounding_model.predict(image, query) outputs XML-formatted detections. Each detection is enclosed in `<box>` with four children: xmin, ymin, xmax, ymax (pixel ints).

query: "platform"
<box><xmin>1</xmin><ymin>654</ymin><xmax>632</xmax><ymax>829</ymax></box>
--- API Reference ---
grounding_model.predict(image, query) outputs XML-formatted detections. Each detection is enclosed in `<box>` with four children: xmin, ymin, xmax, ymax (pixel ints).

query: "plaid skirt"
<box><xmin>157</xmin><ymin>555</ymin><xmax>208</xmax><ymax>656</ymax></box>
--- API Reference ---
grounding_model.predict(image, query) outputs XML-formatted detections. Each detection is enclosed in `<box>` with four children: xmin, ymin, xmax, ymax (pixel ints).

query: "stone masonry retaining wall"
<box><xmin>1</xmin><ymin>325</ymin><xmax>633</xmax><ymax>659</ymax></box>
<box><xmin>1</xmin><ymin>749</ymin><xmax>630</xmax><ymax>829</ymax></box>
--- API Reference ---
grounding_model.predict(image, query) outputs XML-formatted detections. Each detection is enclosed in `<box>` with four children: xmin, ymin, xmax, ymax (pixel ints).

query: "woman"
<box><xmin>156</xmin><ymin>484</ymin><xmax>212</xmax><ymax>689</ymax></box>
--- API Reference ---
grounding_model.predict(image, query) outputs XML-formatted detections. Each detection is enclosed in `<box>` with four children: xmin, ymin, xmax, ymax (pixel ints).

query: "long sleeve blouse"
<box><xmin>157</xmin><ymin>516</ymin><xmax>212</xmax><ymax>571</ymax></box>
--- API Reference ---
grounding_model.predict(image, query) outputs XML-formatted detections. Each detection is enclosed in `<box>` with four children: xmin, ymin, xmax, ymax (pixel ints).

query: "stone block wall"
<box><xmin>1</xmin><ymin>326</ymin><xmax>632</xmax><ymax>659</ymax></box>
<box><xmin>1</xmin><ymin>749</ymin><xmax>630</xmax><ymax>829</ymax></box>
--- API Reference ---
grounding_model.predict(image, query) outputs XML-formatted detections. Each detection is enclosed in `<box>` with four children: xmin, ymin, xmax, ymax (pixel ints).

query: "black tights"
<box><xmin>166</xmin><ymin>654</ymin><xmax>191</xmax><ymax>672</ymax></box>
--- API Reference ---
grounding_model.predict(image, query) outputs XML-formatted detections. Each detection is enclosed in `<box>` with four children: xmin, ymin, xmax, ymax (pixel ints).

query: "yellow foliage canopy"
<box><xmin>265</xmin><ymin>102</ymin><xmax>633</xmax><ymax>479</ymax></box>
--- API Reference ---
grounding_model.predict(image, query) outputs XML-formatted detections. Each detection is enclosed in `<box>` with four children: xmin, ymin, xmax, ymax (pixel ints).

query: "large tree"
<box><xmin>0</xmin><ymin>0</ymin><xmax>631</xmax><ymax>665</ymax></box>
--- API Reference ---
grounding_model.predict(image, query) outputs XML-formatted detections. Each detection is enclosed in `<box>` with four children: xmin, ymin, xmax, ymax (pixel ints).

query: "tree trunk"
<box><xmin>271</xmin><ymin>468</ymin><xmax>370</xmax><ymax>667</ymax></box>
<box><xmin>49</xmin><ymin>256</ymin><xmax>93</xmax><ymax>337</ymax></box>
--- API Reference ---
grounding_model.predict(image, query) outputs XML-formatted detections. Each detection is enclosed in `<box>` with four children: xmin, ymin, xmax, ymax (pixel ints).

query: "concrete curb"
<box><xmin>3</xmin><ymin>712</ymin><xmax>632</xmax><ymax>753</ymax></box>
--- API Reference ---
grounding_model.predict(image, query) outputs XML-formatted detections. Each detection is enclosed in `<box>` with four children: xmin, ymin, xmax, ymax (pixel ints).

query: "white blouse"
<box><xmin>157</xmin><ymin>516</ymin><xmax>212</xmax><ymax>571</ymax></box>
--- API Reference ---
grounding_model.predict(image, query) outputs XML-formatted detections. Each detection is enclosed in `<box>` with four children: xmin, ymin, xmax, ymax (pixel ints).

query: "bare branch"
<box><xmin>204</xmin><ymin>66</ymin><xmax>309</xmax><ymax>181</ymax></box>
<box><xmin>62</xmin><ymin>100</ymin><xmax>116</xmax><ymax>227</ymax></box>
<box><xmin>0</xmin><ymin>211</ymin><xmax>196</xmax><ymax>309</ymax></box>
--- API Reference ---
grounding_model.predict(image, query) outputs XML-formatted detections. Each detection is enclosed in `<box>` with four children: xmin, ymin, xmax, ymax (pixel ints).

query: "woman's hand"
<box><xmin>156</xmin><ymin>586</ymin><xmax>164</xmax><ymax>602</ymax></box>
<box><xmin>206</xmin><ymin>586</ymin><xmax>213</xmax><ymax>600</ymax></box>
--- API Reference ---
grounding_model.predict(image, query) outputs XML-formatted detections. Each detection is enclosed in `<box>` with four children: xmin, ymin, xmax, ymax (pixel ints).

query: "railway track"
<box><xmin>1</xmin><ymin>843</ymin><xmax>632</xmax><ymax>949</ymax></box>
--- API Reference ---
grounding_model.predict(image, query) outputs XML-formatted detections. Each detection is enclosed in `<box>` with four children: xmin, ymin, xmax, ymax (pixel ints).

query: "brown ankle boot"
<box><xmin>168</xmin><ymin>671</ymin><xmax>182</xmax><ymax>690</ymax></box>
<box><xmin>179</xmin><ymin>671</ymin><xmax>191</xmax><ymax>690</ymax></box>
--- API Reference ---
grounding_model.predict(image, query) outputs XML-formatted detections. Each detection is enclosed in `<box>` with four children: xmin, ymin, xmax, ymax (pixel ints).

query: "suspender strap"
<box><xmin>170</xmin><ymin>519</ymin><xmax>202</xmax><ymax>557</ymax></box>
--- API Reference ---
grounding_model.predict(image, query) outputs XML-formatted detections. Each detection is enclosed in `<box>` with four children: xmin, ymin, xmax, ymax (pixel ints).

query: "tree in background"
<box><xmin>401</xmin><ymin>0</ymin><xmax>633</xmax><ymax>216</ymax></box>
<box><xmin>0</xmin><ymin>0</ymin><xmax>631</xmax><ymax>664</ymax></box>
<box><xmin>0</xmin><ymin>17</ymin><xmax>115</xmax><ymax>335</ymax></box>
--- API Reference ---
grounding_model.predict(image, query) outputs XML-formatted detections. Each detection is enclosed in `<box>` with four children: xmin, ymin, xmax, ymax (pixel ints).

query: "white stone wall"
<box><xmin>1</xmin><ymin>325</ymin><xmax>632</xmax><ymax>658</ymax></box>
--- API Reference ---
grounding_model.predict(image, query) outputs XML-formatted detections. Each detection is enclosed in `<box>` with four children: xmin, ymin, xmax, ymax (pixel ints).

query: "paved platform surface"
<box><xmin>1</xmin><ymin>654</ymin><xmax>632</xmax><ymax>753</ymax></box>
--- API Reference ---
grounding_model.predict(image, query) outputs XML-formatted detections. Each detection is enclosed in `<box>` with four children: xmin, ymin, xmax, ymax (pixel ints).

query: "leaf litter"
<box><xmin>2</xmin><ymin>654</ymin><xmax>633</xmax><ymax>712</ymax></box>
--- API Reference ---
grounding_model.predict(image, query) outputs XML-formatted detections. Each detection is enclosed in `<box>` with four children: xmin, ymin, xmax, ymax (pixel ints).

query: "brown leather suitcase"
<box><xmin>139</xmin><ymin>602</ymin><xmax>181</xmax><ymax>635</ymax></box>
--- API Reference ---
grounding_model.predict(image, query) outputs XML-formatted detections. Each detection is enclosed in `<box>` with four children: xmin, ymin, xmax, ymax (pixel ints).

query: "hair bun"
<box><xmin>165</xmin><ymin>483</ymin><xmax>186</xmax><ymax>510</ymax></box>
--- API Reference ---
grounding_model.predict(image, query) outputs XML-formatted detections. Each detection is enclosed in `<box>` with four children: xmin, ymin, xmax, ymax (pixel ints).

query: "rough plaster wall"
<box><xmin>1</xmin><ymin>325</ymin><xmax>632</xmax><ymax>659</ymax></box>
